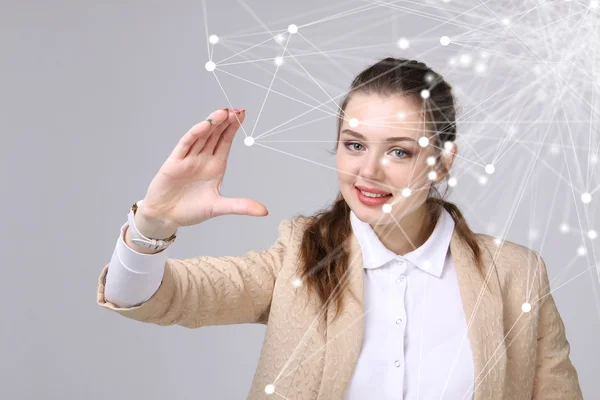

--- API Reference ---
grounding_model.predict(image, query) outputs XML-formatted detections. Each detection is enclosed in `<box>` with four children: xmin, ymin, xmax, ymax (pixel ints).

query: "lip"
<box><xmin>355</xmin><ymin>185</ymin><xmax>392</xmax><ymax>195</ymax></box>
<box><xmin>355</xmin><ymin>186</ymin><xmax>393</xmax><ymax>207</ymax></box>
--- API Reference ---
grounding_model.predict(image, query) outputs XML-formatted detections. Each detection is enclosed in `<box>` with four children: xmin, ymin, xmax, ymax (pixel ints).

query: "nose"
<box><xmin>360</xmin><ymin>152</ymin><xmax>385</xmax><ymax>181</ymax></box>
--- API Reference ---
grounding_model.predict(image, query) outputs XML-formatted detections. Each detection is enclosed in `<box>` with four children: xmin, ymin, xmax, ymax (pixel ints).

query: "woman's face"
<box><xmin>336</xmin><ymin>93</ymin><xmax>450</xmax><ymax>225</ymax></box>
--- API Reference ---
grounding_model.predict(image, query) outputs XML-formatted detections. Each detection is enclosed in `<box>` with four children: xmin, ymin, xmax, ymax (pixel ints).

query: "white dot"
<box><xmin>475</xmin><ymin>62</ymin><xmax>487</xmax><ymax>74</ymax></box>
<box><xmin>444</xmin><ymin>141</ymin><xmax>454</xmax><ymax>152</ymax></box>
<box><xmin>382</xmin><ymin>204</ymin><xmax>392</xmax><ymax>213</ymax></box>
<box><xmin>581</xmin><ymin>192</ymin><xmax>592</xmax><ymax>204</ymax></box>
<box><xmin>459</xmin><ymin>54</ymin><xmax>472</xmax><ymax>67</ymax></box>
<box><xmin>588</xmin><ymin>230</ymin><xmax>597</xmax><ymax>240</ymax></box>
<box><xmin>402</xmin><ymin>188</ymin><xmax>412</xmax><ymax>197</ymax></box>
<box><xmin>420</xmin><ymin>89</ymin><xmax>430</xmax><ymax>99</ymax></box>
<box><xmin>440</xmin><ymin>36</ymin><xmax>451</xmax><ymax>46</ymax></box>
<box><xmin>577</xmin><ymin>246</ymin><xmax>587</xmax><ymax>256</ymax></box>
<box><xmin>493</xmin><ymin>237</ymin><xmax>502</xmax><ymax>246</ymax></box>
<box><xmin>528</xmin><ymin>229</ymin><xmax>538</xmax><ymax>240</ymax></box>
<box><xmin>265</xmin><ymin>384</ymin><xmax>275</xmax><ymax>394</ymax></box>
<box><xmin>205</xmin><ymin>61</ymin><xmax>216</xmax><ymax>72</ymax></box>
<box><xmin>418</xmin><ymin>137</ymin><xmax>429</xmax><ymax>147</ymax></box>
<box><xmin>425</xmin><ymin>72</ymin><xmax>435</xmax><ymax>83</ymax></box>
<box><xmin>590</xmin><ymin>0</ymin><xmax>598</xmax><ymax>9</ymax></box>
<box><xmin>397</xmin><ymin>37</ymin><xmax>410</xmax><ymax>50</ymax></box>
<box><xmin>244</xmin><ymin>137</ymin><xmax>255</xmax><ymax>146</ymax></box>
<box><xmin>397</xmin><ymin>112</ymin><xmax>406</xmax><ymax>120</ymax></box>
<box><xmin>288</xmin><ymin>24</ymin><xmax>298</xmax><ymax>34</ymax></box>
<box><xmin>502</xmin><ymin>18</ymin><xmax>510</xmax><ymax>26</ymax></box>
<box><xmin>549</xmin><ymin>144</ymin><xmax>560</xmax><ymax>155</ymax></box>
<box><xmin>521</xmin><ymin>303</ymin><xmax>531</xmax><ymax>313</ymax></box>
<box><xmin>559</xmin><ymin>223</ymin><xmax>570</xmax><ymax>233</ymax></box>
<box><xmin>590</xmin><ymin>154</ymin><xmax>598</xmax><ymax>164</ymax></box>
<box><xmin>274</xmin><ymin>34</ymin><xmax>285</xmax><ymax>44</ymax></box>
<box><xmin>349</xmin><ymin>118</ymin><xmax>359</xmax><ymax>128</ymax></box>
<box><xmin>209</xmin><ymin>34</ymin><xmax>219</xmax><ymax>44</ymax></box>
<box><xmin>381</xmin><ymin>157</ymin><xmax>391</xmax><ymax>166</ymax></box>
<box><xmin>274</xmin><ymin>56</ymin><xmax>284</xmax><ymax>66</ymax></box>
<box><xmin>426</xmin><ymin>156</ymin><xmax>436</xmax><ymax>166</ymax></box>
<box><xmin>428</xmin><ymin>171</ymin><xmax>438</xmax><ymax>180</ymax></box>
<box><xmin>485</xmin><ymin>164</ymin><xmax>495</xmax><ymax>174</ymax></box>
<box><xmin>478</xmin><ymin>176</ymin><xmax>488</xmax><ymax>185</ymax></box>
<box><xmin>448</xmin><ymin>177</ymin><xmax>457</xmax><ymax>187</ymax></box>
<box><xmin>292</xmin><ymin>278</ymin><xmax>302</xmax><ymax>288</ymax></box>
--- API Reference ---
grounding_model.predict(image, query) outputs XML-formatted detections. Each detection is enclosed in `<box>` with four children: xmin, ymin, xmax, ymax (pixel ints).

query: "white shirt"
<box><xmin>103</xmin><ymin>210</ymin><xmax>474</xmax><ymax>399</ymax></box>
<box><xmin>344</xmin><ymin>208</ymin><xmax>474</xmax><ymax>400</ymax></box>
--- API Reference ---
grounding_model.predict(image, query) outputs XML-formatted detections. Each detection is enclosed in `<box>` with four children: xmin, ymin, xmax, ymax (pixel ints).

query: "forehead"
<box><xmin>342</xmin><ymin>93</ymin><xmax>426</xmax><ymax>140</ymax></box>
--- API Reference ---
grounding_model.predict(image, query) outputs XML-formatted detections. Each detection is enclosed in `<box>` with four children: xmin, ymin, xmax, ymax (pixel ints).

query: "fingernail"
<box><xmin>220</xmin><ymin>108</ymin><xmax>229</xmax><ymax>112</ymax></box>
<box><xmin>234</xmin><ymin>109</ymin><xmax>242</xmax><ymax>115</ymax></box>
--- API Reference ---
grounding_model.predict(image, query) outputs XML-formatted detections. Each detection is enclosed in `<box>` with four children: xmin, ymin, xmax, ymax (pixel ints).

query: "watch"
<box><xmin>127</xmin><ymin>200</ymin><xmax>177</xmax><ymax>251</ymax></box>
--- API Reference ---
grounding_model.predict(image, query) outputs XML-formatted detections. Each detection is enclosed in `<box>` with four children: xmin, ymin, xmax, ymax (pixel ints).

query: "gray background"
<box><xmin>1</xmin><ymin>0</ymin><xmax>598</xmax><ymax>399</ymax></box>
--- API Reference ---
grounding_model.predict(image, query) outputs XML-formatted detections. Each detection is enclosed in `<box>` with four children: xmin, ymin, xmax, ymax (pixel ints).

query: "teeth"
<box><xmin>359</xmin><ymin>189</ymin><xmax>391</xmax><ymax>198</ymax></box>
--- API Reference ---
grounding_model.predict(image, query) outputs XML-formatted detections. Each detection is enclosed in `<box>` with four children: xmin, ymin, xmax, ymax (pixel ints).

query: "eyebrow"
<box><xmin>341</xmin><ymin>129</ymin><xmax>417</xmax><ymax>143</ymax></box>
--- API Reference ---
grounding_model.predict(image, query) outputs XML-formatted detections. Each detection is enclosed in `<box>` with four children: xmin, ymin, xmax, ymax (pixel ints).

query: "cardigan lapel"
<box><xmin>316</xmin><ymin>225</ymin><xmax>507</xmax><ymax>400</ymax></box>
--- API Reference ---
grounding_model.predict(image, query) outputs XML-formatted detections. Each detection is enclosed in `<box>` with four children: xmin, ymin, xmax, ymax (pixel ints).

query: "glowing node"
<box><xmin>382</xmin><ymin>204</ymin><xmax>392</xmax><ymax>213</ymax></box>
<box><xmin>444</xmin><ymin>141</ymin><xmax>454</xmax><ymax>152</ymax></box>
<box><xmin>480</xmin><ymin>51</ymin><xmax>489</xmax><ymax>59</ymax></box>
<box><xmin>209</xmin><ymin>34</ymin><xmax>219</xmax><ymax>44</ymax></box>
<box><xmin>381</xmin><ymin>157</ymin><xmax>391</xmax><ymax>166</ymax></box>
<box><xmin>485</xmin><ymin>164</ymin><xmax>495</xmax><ymax>174</ymax></box>
<box><xmin>590</xmin><ymin>154</ymin><xmax>598</xmax><ymax>164</ymax></box>
<box><xmin>559</xmin><ymin>223</ymin><xmax>570</xmax><ymax>233</ymax></box>
<box><xmin>426</xmin><ymin>156</ymin><xmax>436</xmax><ymax>166</ymax></box>
<box><xmin>397</xmin><ymin>112</ymin><xmax>406</xmax><ymax>120</ymax></box>
<box><xmin>401</xmin><ymin>188</ymin><xmax>412</xmax><ymax>197</ymax></box>
<box><xmin>588</xmin><ymin>230</ymin><xmax>597</xmax><ymax>240</ymax></box>
<box><xmin>425</xmin><ymin>72</ymin><xmax>435</xmax><ymax>83</ymax></box>
<box><xmin>590</xmin><ymin>0</ymin><xmax>599</xmax><ymax>9</ymax></box>
<box><xmin>577</xmin><ymin>246</ymin><xmax>587</xmax><ymax>256</ymax></box>
<box><xmin>581</xmin><ymin>192</ymin><xmax>592</xmax><ymax>204</ymax></box>
<box><xmin>418</xmin><ymin>137</ymin><xmax>429</xmax><ymax>147</ymax></box>
<box><xmin>475</xmin><ymin>62</ymin><xmax>487</xmax><ymax>74</ymax></box>
<box><xmin>397</xmin><ymin>37</ymin><xmax>410</xmax><ymax>50</ymax></box>
<box><xmin>244</xmin><ymin>137</ymin><xmax>255</xmax><ymax>146</ymax></box>
<box><xmin>292</xmin><ymin>278</ymin><xmax>302</xmax><ymax>288</ymax></box>
<box><xmin>274</xmin><ymin>34</ymin><xmax>285</xmax><ymax>44</ymax></box>
<box><xmin>549</xmin><ymin>144</ymin><xmax>560</xmax><ymax>155</ymax></box>
<box><xmin>274</xmin><ymin>56</ymin><xmax>284</xmax><ymax>66</ymax></box>
<box><xmin>493</xmin><ymin>238</ymin><xmax>502</xmax><ymax>246</ymax></box>
<box><xmin>349</xmin><ymin>118</ymin><xmax>359</xmax><ymax>128</ymax></box>
<box><xmin>440</xmin><ymin>36</ymin><xmax>451</xmax><ymax>46</ymax></box>
<box><xmin>528</xmin><ymin>229</ymin><xmax>538</xmax><ymax>240</ymax></box>
<box><xmin>459</xmin><ymin>54</ymin><xmax>472</xmax><ymax>66</ymax></box>
<box><xmin>448</xmin><ymin>177</ymin><xmax>457</xmax><ymax>187</ymax></box>
<box><xmin>205</xmin><ymin>61</ymin><xmax>216</xmax><ymax>72</ymax></box>
<box><xmin>502</xmin><ymin>18</ymin><xmax>510</xmax><ymax>26</ymax></box>
<box><xmin>478</xmin><ymin>176</ymin><xmax>488</xmax><ymax>185</ymax></box>
<box><xmin>428</xmin><ymin>171</ymin><xmax>438</xmax><ymax>181</ymax></box>
<box><xmin>521</xmin><ymin>303</ymin><xmax>531</xmax><ymax>313</ymax></box>
<box><xmin>288</xmin><ymin>24</ymin><xmax>298</xmax><ymax>34</ymax></box>
<box><xmin>265</xmin><ymin>384</ymin><xmax>275</xmax><ymax>394</ymax></box>
<box><xmin>420</xmin><ymin>89</ymin><xmax>430</xmax><ymax>99</ymax></box>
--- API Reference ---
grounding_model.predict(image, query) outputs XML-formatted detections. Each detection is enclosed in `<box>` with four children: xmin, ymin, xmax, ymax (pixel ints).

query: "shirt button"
<box><xmin>394</xmin><ymin>360</ymin><xmax>401</xmax><ymax>367</ymax></box>
<box><xmin>396</xmin><ymin>318</ymin><xmax>402</xmax><ymax>324</ymax></box>
<box><xmin>396</xmin><ymin>275</ymin><xmax>406</xmax><ymax>284</ymax></box>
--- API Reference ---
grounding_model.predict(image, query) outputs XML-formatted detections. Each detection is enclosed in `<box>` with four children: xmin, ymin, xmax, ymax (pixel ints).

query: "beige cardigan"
<box><xmin>96</xmin><ymin>216</ymin><xmax>582</xmax><ymax>399</ymax></box>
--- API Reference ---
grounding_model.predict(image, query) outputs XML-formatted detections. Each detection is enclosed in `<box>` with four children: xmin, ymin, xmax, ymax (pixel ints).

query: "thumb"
<box><xmin>212</xmin><ymin>197</ymin><xmax>269</xmax><ymax>217</ymax></box>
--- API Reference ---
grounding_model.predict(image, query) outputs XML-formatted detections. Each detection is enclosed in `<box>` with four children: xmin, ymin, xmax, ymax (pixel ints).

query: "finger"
<box><xmin>171</xmin><ymin>109</ymin><xmax>229</xmax><ymax>160</ymax></box>
<box><xmin>212</xmin><ymin>197</ymin><xmax>268</xmax><ymax>217</ymax></box>
<box><xmin>191</xmin><ymin>112</ymin><xmax>233</xmax><ymax>156</ymax></box>
<box><xmin>213</xmin><ymin>109</ymin><xmax>246</xmax><ymax>160</ymax></box>
<box><xmin>208</xmin><ymin>109</ymin><xmax>245</xmax><ymax>155</ymax></box>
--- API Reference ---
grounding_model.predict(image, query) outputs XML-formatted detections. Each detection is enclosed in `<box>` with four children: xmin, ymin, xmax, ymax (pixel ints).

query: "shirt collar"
<box><xmin>349</xmin><ymin>206</ymin><xmax>455</xmax><ymax>278</ymax></box>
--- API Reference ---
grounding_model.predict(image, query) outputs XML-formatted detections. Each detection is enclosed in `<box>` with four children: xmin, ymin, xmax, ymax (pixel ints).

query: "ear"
<box><xmin>435</xmin><ymin>142</ymin><xmax>457</xmax><ymax>182</ymax></box>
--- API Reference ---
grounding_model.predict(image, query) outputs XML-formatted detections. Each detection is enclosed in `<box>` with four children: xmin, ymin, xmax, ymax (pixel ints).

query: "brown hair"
<box><xmin>294</xmin><ymin>57</ymin><xmax>484</xmax><ymax>322</ymax></box>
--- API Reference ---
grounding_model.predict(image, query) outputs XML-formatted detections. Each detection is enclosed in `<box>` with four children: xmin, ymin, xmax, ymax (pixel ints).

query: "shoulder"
<box><xmin>276</xmin><ymin>215</ymin><xmax>316</xmax><ymax>243</ymax></box>
<box><xmin>472</xmin><ymin>232</ymin><xmax>547</xmax><ymax>294</ymax></box>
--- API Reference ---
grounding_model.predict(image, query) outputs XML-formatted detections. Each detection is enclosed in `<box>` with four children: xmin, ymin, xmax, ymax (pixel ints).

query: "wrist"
<box><xmin>134</xmin><ymin>206</ymin><xmax>179</xmax><ymax>239</ymax></box>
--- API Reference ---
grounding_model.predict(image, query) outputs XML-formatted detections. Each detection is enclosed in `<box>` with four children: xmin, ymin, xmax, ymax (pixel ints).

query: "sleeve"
<box><xmin>102</xmin><ymin>222</ymin><xmax>169</xmax><ymax>308</ymax></box>
<box><xmin>96</xmin><ymin>218</ymin><xmax>295</xmax><ymax>328</ymax></box>
<box><xmin>532</xmin><ymin>252</ymin><xmax>583</xmax><ymax>399</ymax></box>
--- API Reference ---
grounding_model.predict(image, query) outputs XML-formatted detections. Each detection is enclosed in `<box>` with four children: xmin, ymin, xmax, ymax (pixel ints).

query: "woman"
<box><xmin>97</xmin><ymin>57</ymin><xmax>582</xmax><ymax>399</ymax></box>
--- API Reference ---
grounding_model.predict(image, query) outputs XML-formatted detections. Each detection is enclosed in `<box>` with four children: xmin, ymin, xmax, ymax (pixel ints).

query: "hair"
<box><xmin>294</xmin><ymin>57</ymin><xmax>484</xmax><ymax>323</ymax></box>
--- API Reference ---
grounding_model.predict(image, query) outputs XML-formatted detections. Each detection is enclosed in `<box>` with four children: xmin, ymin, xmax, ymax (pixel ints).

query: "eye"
<box><xmin>343</xmin><ymin>141</ymin><xmax>411</xmax><ymax>159</ymax></box>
